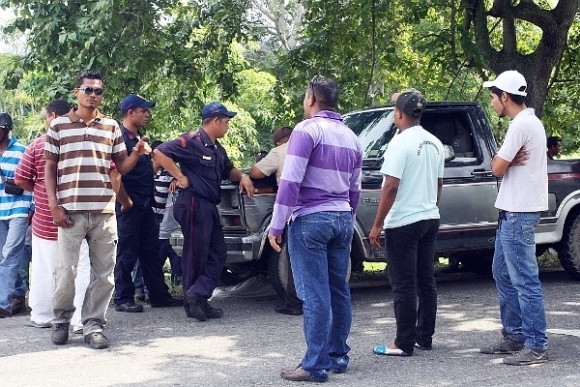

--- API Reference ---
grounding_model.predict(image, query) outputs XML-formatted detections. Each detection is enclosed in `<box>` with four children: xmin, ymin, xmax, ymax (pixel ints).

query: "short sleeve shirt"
<box><xmin>381</xmin><ymin>125</ymin><xmax>444</xmax><ymax>228</ymax></box>
<box><xmin>14</xmin><ymin>135</ymin><xmax>57</xmax><ymax>240</ymax></box>
<box><xmin>44</xmin><ymin>109</ymin><xmax>128</xmax><ymax>214</ymax></box>
<box><xmin>495</xmin><ymin>108</ymin><xmax>548</xmax><ymax>212</ymax></box>
<box><xmin>254</xmin><ymin>142</ymin><xmax>288</xmax><ymax>184</ymax></box>
<box><xmin>156</xmin><ymin>129</ymin><xmax>234</xmax><ymax>204</ymax></box>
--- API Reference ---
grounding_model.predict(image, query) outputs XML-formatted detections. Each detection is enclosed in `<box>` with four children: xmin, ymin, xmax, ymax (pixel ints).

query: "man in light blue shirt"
<box><xmin>369</xmin><ymin>89</ymin><xmax>444</xmax><ymax>357</ymax></box>
<box><xmin>0</xmin><ymin>112</ymin><xmax>33</xmax><ymax>317</ymax></box>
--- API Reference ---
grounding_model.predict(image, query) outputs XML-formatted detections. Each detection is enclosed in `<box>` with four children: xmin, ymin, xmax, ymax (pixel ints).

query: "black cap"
<box><xmin>395</xmin><ymin>89</ymin><xmax>426</xmax><ymax>118</ymax></box>
<box><xmin>120</xmin><ymin>94</ymin><xmax>156</xmax><ymax>114</ymax></box>
<box><xmin>201</xmin><ymin>102</ymin><xmax>237</xmax><ymax>120</ymax></box>
<box><xmin>0</xmin><ymin>112</ymin><xmax>13</xmax><ymax>131</ymax></box>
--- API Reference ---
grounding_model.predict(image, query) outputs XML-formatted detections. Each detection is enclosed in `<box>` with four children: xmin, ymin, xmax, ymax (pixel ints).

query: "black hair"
<box><xmin>308</xmin><ymin>75</ymin><xmax>339</xmax><ymax>111</ymax></box>
<box><xmin>46</xmin><ymin>99</ymin><xmax>71</xmax><ymax>116</ymax></box>
<box><xmin>255</xmin><ymin>150</ymin><xmax>269</xmax><ymax>162</ymax></box>
<box><xmin>202</xmin><ymin>115</ymin><xmax>228</xmax><ymax>126</ymax></box>
<box><xmin>76</xmin><ymin>70</ymin><xmax>105</xmax><ymax>88</ymax></box>
<box><xmin>547</xmin><ymin>136</ymin><xmax>562</xmax><ymax>149</ymax></box>
<box><xmin>490</xmin><ymin>86</ymin><xmax>526</xmax><ymax>105</ymax></box>
<box><xmin>151</xmin><ymin>140</ymin><xmax>163</xmax><ymax>150</ymax></box>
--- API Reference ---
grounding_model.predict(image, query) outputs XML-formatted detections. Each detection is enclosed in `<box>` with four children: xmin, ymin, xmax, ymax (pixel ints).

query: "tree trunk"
<box><xmin>465</xmin><ymin>0</ymin><xmax>580</xmax><ymax>117</ymax></box>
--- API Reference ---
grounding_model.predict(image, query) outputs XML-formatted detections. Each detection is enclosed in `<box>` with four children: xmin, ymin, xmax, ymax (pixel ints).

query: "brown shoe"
<box><xmin>280</xmin><ymin>365</ymin><xmax>318</xmax><ymax>382</ymax></box>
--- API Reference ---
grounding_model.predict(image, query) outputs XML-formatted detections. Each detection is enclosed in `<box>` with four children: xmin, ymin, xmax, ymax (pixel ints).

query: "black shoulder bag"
<box><xmin>0</xmin><ymin>167</ymin><xmax>24</xmax><ymax>196</ymax></box>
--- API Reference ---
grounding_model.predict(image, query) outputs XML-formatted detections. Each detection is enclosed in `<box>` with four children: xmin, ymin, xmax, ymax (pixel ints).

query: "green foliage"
<box><xmin>3</xmin><ymin>0</ymin><xmax>580</xmax><ymax>156</ymax></box>
<box><xmin>0</xmin><ymin>0</ymin><xmax>260</xmax><ymax>163</ymax></box>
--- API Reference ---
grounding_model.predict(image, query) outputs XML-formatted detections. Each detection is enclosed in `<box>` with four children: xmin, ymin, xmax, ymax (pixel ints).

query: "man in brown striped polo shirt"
<box><xmin>44</xmin><ymin>71</ymin><xmax>150</xmax><ymax>349</ymax></box>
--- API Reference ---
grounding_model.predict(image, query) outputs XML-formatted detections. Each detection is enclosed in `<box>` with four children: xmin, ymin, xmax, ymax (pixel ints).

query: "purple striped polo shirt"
<box><xmin>269</xmin><ymin>110</ymin><xmax>363</xmax><ymax>236</ymax></box>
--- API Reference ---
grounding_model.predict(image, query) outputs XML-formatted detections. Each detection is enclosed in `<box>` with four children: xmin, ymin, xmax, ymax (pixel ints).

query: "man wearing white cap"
<box><xmin>479</xmin><ymin>70</ymin><xmax>549</xmax><ymax>365</ymax></box>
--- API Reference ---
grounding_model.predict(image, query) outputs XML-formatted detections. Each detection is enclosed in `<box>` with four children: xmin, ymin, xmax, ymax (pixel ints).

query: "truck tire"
<box><xmin>460</xmin><ymin>253</ymin><xmax>493</xmax><ymax>275</ymax></box>
<box><xmin>268</xmin><ymin>243</ymin><xmax>352</xmax><ymax>298</ymax></box>
<box><xmin>555</xmin><ymin>212</ymin><xmax>580</xmax><ymax>280</ymax></box>
<box><xmin>268</xmin><ymin>244</ymin><xmax>290</xmax><ymax>297</ymax></box>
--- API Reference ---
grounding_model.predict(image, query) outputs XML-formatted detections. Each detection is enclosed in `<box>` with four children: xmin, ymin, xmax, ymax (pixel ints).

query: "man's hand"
<box><xmin>368</xmin><ymin>226</ymin><xmax>382</xmax><ymax>249</ymax></box>
<box><xmin>51</xmin><ymin>206</ymin><xmax>73</xmax><ymax>228</ymax></box>
<box><xmin>169</xmin><ymin>179</ymin><xmax>179</xmax><ymax>192</ymax></box>
<box><xmin>268</xmin><ymin>233</ymin><xmax>283</xmax><ymax>253</ymax></box>
<box><xmin>510</xmin><ymin>147</ymin><xmax>530</xmax><ymax>166</ymax></box>
<box><xmin>133</xmin><ymin>135</ymin><xmax>151</xmax><ymax>156</ymax></box>
<box><xmin>121</xmin><ymin>198</ymin><xmax>133</xmax><ymax>212</ymax></box>
<box><xmin>176</xmin><ymin>175</ymin><xmax>190</xmax><ymax>189</ymax></box>
<box><xmin>239</xmin><ymin>175</ymin><xmax>254</xmax><ymax>198</ymax></box>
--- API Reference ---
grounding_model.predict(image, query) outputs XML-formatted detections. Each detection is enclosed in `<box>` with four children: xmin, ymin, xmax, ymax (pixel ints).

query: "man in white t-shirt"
<box><xmin>368</xmin><ymin>89</ymin><xmax>444</xmax><ymax>357</ymax></box>
<box><xmin>479</xmin><ymin>70</ymin><xmax>549</xmax><ymax>366</ymax></box>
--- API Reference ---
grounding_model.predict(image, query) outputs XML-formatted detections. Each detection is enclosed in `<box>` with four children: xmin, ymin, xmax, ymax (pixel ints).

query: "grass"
<box><xmin>161</xmin><ymin>251</ymin><xmax>562</xmax><ymax>298</ymax></box>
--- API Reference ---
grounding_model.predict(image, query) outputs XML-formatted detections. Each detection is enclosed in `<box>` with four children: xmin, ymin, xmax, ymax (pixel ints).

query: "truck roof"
<box><xmin>344</xmin><ymin>101</ymin><xmax>481</xmax><ymax>115</ymax></box>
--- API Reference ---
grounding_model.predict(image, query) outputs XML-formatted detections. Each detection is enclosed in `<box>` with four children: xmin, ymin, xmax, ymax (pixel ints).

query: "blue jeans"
<box><xmin>492</xmin><ymin>211</ymin><xmax>548</xmax><ymax>351</ymax></box>
<box><xmin>0</xmin><ymin>217</ymin><xmax>29</xmax><ymax>311</ymax></box>
<box><xmin>288</xmin><ymin>211</ymin><xmax>354</xmax><ymax>382</ymax></box>
<box><xmin>16</xmin><ymin>244</ymin><xmax>32</xmax><ymax>295</ymax></box>
<box><xmin>159</xmin><ymin>238</ymin><xmax>182</xmax><ymax>286</ymax></box>
<box><xmin>132</xmin><ymin>260</ymin><xmax>145</xmax><ymax>291</ymax></box>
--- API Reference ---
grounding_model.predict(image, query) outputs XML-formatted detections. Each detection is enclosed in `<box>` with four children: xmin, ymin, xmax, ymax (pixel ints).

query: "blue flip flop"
<box><xmin>373</xmin><ymin>345</ymin><xmax>410</xmax><ymax>356</ymax></box>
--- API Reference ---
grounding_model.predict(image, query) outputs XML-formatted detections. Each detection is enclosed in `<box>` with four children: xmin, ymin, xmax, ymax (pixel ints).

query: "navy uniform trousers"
<box><xmin>173</xmin><ymin>190</ymin><xmax>226</xmax><ymax>312</ymax></box>
<box><xmin>114</xmin><ymin>200</ymin><xmax>173</xmax><ymax>305</ymax></box>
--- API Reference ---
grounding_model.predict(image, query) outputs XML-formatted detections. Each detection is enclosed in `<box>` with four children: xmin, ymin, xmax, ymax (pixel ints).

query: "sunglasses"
<box><xmin>78</xmin><ymin>86</ymin><xmax>104</xmax><ymax>96</ymax></box>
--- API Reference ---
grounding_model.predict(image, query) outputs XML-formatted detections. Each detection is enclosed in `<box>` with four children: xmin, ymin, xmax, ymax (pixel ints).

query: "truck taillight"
<box><xmin>232</xmin><ymin>216</ymin><xmax>242</xmax><ymax>226</ymax></box>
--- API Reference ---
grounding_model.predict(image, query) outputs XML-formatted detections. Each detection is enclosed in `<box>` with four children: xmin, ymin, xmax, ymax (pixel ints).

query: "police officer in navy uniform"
<box><xmin>111</xmin><ymin>94</ymin><xmax>183</xmax><ymax>313</ymax></box>
<box><xmin>153</xmin><ymin>102</ymin><xmax>254</xmax><ymax>321</ymax></box>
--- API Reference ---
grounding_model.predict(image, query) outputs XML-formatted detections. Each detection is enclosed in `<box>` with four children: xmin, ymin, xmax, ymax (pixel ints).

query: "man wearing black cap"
<box><xmin>0</xmin><ymin>112</ymin><xmax>33</xmax><ymax>318</ymax></box>
<box><xmin>111</xmin><ymin>94</ymin><xmax>182</xmax><ymax>313</ymax></box>
<box><xmin>368</xmin><ymin>89</ymin><xmax>444</xmax><ymax>357</ymax></box>
<box><xmin>153</xmin><ymin>102</ymin><xmax>254</xmax><ymax>321</ymax></box>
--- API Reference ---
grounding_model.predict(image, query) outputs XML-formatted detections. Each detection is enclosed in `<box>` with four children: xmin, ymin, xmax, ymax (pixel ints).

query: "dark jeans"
<box><xmin>114</xmin><ymin>201</ymin><xmax>172</xmax><ymax>305</ymax></box>
<box><xmin>133</xmin><ymin>260</ymin><xmax>145</xmax><ymax>291</ymax></box>
<box><xmin>173</xmin><ymin>191</ymin><xmax>226</xmax><ymax>313</ymax></box>
<box><xmin>133</xmin><ymin>240</ymin><xmax>182</xmax><ymax>289</ymax></box>
<box><xmin>159</xmin><ymin>238</ymin><xmax>182</xmax><ymax>285</ymax></box>
<box><xmin>385</xmin><ymin>218</ymin><xmax>439</xmax><ymax>355</ymax></box>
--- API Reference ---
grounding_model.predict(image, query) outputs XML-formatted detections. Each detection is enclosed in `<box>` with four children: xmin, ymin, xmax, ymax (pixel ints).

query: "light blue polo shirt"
<box><xmin>381</xmin><ymin>125</ymin><xmax>444</xmax><ymax>229</ymax></box>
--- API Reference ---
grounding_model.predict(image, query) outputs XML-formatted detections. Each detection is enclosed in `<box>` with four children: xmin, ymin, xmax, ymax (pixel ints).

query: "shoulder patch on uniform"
<box><xmin>179</xmin><ymin>136</ymin><xmax>187</xmax><ymax>148</ymax></box>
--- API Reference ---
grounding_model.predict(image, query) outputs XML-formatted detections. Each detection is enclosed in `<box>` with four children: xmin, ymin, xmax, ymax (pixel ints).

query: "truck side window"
<box><xmin>421</xmin><ymin>111</ymin><xmax>477</xmax><ymax>165</ymax></box>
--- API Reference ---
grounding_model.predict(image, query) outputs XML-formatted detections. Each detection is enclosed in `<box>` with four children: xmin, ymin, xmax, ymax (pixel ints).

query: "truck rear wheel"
<box><xmin>555</xmin><ymin>212</ymin><xmax>580</xmax><ymax>280</ymax></box>
<box><xmin>268</xmin><ymin>243</ymin><xmax>352</xmax><ymax>298</ymax></box>
<box><xmin>460</xmin><ymin>254</ymin><xmax>493</xmax><ymax>275</ymax></box>
<box><xmin>268</xmin><ymin>244</ymin><xmax>290</xmax><ymax>297</ymax></box>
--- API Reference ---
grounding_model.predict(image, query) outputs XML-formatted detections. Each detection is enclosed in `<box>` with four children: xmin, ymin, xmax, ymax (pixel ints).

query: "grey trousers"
<box><xmin>52</xmin><ymin>213</ymin><xmax>117</xmax><ymax>334</ymax></box>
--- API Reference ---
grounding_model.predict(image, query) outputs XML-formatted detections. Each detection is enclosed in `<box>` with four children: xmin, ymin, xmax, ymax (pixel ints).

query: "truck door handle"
<box><xmin>471</xmin><ymin>169</ymin><xmax>493</xmax><ymax>177</ymax></box>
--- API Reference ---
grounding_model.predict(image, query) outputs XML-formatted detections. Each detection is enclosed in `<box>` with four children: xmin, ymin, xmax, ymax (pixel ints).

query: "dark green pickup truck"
<box><xmin>172</xmin><ymin>102</ymin><xmax>580</xmax><ymax>295</ymax></box>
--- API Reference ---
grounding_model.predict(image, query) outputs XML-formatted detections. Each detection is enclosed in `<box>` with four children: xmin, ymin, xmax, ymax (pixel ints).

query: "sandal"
<box><xmin>373</xmin><ymin>344</ymin><xmax>410</xmax><ymax>356</ymax></box>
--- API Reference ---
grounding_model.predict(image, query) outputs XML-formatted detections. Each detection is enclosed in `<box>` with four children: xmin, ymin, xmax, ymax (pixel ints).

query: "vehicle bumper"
<box><xmin>170</xmin><ymin>232</ymin><xmax>263</xmax><ymax>263</ymax></box>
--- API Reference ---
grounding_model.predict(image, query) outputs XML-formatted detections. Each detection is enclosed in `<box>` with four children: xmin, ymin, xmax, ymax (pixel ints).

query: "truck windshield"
<box><xmin>343</xmin><ymin>109</ymin><xmax>398</xmax><ymax>160</ymax></box>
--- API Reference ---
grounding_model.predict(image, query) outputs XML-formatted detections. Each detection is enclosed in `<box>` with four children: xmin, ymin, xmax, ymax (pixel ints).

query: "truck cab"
<box><xmin>172</xmin><ymin>101</ymin><xmax>580</xmax><ymax>295</ymax></box>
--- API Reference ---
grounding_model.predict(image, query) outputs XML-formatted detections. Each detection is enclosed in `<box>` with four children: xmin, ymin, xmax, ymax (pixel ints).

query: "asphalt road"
<box><xmin>1</xmin><ymin>269</ymin><xmax>579</xmax><ymax>387</ymax></box>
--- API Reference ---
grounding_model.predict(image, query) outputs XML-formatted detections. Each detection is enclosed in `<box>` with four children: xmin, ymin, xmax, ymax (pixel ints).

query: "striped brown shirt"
<box><xmin>44</xmin><ymin>109</ymin><xmax>128</xmax><ymax>214</ymax></box>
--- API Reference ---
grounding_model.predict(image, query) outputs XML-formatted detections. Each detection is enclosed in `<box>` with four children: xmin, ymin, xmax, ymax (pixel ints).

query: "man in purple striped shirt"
<box><xmin>268</xmin><ymin>75</ymin><xmax>362</xmax><ymax>383</ymax></box>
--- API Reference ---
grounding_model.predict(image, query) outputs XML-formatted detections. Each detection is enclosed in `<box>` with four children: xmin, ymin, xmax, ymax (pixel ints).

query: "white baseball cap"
<box><xmin>482</xmin><ymin>70</ymin><xmax>528</xmax><ymax>96</ymax></box>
